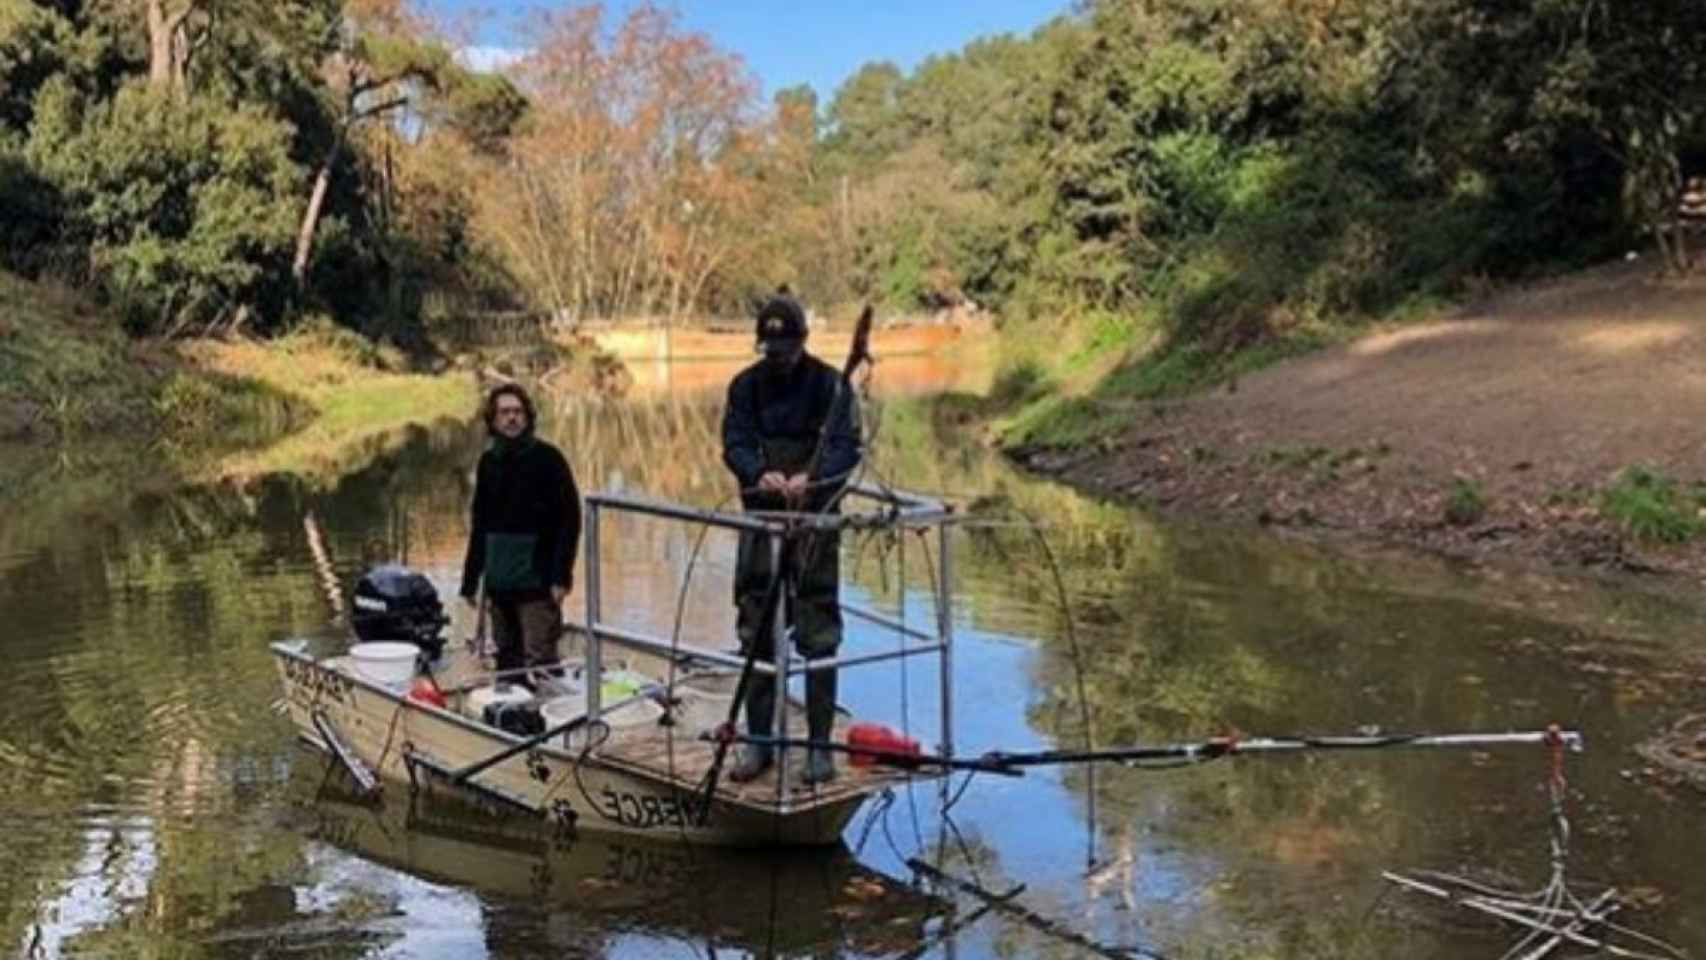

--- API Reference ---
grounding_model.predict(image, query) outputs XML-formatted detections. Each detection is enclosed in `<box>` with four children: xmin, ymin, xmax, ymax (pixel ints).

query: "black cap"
<box><xmin>754</xmin><ymin>295</ymin><xmax>807</xmax><ymax>348</ymax></box>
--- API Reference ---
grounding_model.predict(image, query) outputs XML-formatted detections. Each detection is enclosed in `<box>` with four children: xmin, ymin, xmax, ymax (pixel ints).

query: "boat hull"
<box><xmin>274</xmin><ymin>643</ymin><xmax>870</xmax><ymax>847</ymax></box>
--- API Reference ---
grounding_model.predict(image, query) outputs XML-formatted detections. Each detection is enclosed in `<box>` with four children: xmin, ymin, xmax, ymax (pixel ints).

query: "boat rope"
<box><xmin>565</xmin><ymin>719</ymin><xmax>618</xmax><ymax>825</ymax></box>
<box><xmin>851</xmin><ymin>787</ymin><xmax>896</xmax><ymax>856</ymax></box>
<box><xmin>895</xmin><ymin>521</ymin><xmax>926</xmax><ymax>852</ymax></box>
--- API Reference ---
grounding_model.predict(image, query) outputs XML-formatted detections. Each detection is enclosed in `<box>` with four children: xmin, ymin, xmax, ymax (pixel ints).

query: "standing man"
<box><xmin>461</xmin><ymin>383</ymin><xmax>582</xmax><ymax>684</ymax></box>
<box><xmin>721</xmin><ymin>292</ymin><xmax>862</xmax><ymax>784</ymax></box>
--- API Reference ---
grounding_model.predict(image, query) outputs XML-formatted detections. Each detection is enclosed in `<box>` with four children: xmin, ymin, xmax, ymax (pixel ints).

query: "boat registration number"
<box><xmin>281</xmin><ymin>657</ymin><xmax>355</xmax><ymax>707</ymax></box>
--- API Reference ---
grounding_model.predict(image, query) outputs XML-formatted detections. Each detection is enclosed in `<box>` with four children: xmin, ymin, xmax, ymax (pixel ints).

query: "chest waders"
<box><xmin>729</xmin><ymin>434</ymin><xmax>844</xmax><ymax>785</ymax></box>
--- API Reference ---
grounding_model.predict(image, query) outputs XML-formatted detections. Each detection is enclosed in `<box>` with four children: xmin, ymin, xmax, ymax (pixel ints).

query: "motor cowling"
<box><xmin>351</xmin><ymin>564</ymin><xmax>448</xmax><ymax>660</ymax></box>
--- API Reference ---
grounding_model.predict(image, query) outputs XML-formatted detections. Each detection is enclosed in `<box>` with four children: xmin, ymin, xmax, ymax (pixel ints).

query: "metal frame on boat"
<box><xmin>272</xmin><ymin>483</ymin><xmax>960</xmax><ymax>847</ymax></box>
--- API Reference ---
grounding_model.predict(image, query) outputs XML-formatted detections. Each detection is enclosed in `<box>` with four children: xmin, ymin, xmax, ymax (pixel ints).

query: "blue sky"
<box><xmin>446</xmin><ymin>1</ymin><xmax>1071</xmax><ymax>102</ymax></box>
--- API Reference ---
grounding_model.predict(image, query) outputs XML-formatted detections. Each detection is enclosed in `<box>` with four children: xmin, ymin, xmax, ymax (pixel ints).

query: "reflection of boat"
<box><xmin>303</xmin><ymin>786</ymin><xmax>946</xmax><ymax>956</ymax></box>
<box><xmin>587</xmin><ymin>324</ymin><xmax>961</xmax><ymax>362</ymax></box>
<box><xmin>273</xmin><ymin>486</ymin><xmax>959</xmax><ymax>847</ymax></box>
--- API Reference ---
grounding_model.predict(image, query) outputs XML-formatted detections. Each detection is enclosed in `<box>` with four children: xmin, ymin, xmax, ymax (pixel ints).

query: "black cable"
<box><xmin>1011</xmin><ymin>502</ymin><xmax>1099</xmax><ymax>873</ymax></box>
<box><xmin>942</xmin><ymin>770</ymin><xmax>979</xmax><ymax>814</ymax></box>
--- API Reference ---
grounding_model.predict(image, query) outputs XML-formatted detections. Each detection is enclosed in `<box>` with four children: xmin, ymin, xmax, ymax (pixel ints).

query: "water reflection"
<box><xmin>292</xmin><ymin>786</ymin><xmax>944</xmax><ymax>958</ymax></box>
<box><xmin>0</xmin><ymin>358</ymin><xmax>1702</xmax><ymax>958</ymax></box>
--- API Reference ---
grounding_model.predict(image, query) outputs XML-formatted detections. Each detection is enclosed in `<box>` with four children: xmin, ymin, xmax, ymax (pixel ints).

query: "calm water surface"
<box><xmin>1</xmin><ymin>356</ymin><xmax>1703</xmax><ymax>959</ymax></box>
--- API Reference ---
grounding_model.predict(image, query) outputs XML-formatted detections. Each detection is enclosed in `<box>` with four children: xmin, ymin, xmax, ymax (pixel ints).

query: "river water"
<box><xmin>1</xmin><ymin>353</ymin><xmax>1702</xmax><ymax>959</ymax></box>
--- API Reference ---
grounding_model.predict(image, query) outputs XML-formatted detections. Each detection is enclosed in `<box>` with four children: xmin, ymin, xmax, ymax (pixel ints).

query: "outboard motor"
<box><xmin>350</xmin><ymin>564</ymin><xmax>449</xmax><ymax>661</ymax></box>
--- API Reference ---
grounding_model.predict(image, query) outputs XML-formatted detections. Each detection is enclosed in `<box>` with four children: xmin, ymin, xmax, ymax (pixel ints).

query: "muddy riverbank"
<box><xmin>1015</xmin><ymin>262</ymin><xmax>1706</xmax><ymax>583</ymax></box>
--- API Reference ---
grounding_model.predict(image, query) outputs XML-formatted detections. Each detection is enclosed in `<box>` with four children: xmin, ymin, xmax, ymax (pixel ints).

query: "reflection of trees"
<box><xmin>5</xmin><ymin>378</ymin><xmax>1693</xmax><ymax>957</ymax></box>
<box><xmin>541</xmin><ymin>391</ymin><xmax>730</xmax><ymax>507</ymax></box>
<box><xmin>0</xmin><ymin>424</ymin><xmax>501</xmax><ymax>956</ymax></box>
<box><xmin>849</xmin><ymin>397</ymin><xmax>1559</xmax><ymax>958</ymax></box>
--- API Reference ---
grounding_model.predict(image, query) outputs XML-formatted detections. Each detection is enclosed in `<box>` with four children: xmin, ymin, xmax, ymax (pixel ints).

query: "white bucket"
<box><xmin>348</xmin><ymin>642</ymin><xmax>418</xmax><ymax>689</ymax></box>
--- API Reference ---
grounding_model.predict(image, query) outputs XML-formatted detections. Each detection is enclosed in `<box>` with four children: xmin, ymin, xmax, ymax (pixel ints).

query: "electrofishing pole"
<box><xmin>979</xmin><ymin>726</ymin><xmax>1585</xmax><ymax>769</ymax></box>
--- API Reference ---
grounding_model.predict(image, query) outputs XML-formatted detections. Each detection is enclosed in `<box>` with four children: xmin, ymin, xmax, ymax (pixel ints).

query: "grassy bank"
<box><xmin>984</xmin><ymin>250</ymin><xmax>1597</xmax><ymax>454</ymax></box>
<box><xmin>0</xmin><ymin>273</ymin><xmax>309</xmax><ymax>445</ymax></box>
<box><xmin>0</xmin><ymin>270</ymin><xmax>479</xmax><ymax>483</ymax></box>
<box><xmin>177</xmin><ymin>324</ymin><xmax>477</xmax><ymax>481</ymax></box>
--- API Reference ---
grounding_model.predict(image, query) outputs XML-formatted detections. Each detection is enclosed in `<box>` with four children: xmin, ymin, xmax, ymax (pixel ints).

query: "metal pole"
<box><xmin>788</xmin><ymin>643</ymin><xmax>946</xmax><ymax>676</ymax></box>
<box><xmin>584</xmin><ymin>502</ymin><xmax>602</xmax><ymax>723</ymax></box>
<box><xmin>842</xmin><ymin>602</ymin><xmax>937</xmax><ymax>643</ymax></box>
<box><xmin>937</xmin><ymin>524</ymin><xmax>954</xmax><ymax>806</ymax></box>
<box><xmin>771</xmin><ymin>529</ymin><xmax>790</xmax><ymax>789</ymax></box>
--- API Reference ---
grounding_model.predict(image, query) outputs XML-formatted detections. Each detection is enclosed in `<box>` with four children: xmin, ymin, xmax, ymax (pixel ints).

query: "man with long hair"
<box><xmin>460</xmin><ymin>383</ymin><xmax>582</xmax><ymax>681</ymax></box>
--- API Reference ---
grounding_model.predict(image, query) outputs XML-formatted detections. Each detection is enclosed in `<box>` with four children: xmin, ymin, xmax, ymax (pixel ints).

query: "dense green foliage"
<box><xmin>800</xmin><ymin>0</ymin><xmax>1704</xmax><ymax>322</ymax></box>
<box><xmin>2</xmin><ymin>0</ymin><xmax>1703</xmax><ymax>432</ymax></box>
<box><xmin>0</xmin><ymin>0</ymin><xmax>521</xmax><ymax>340</ymax></box>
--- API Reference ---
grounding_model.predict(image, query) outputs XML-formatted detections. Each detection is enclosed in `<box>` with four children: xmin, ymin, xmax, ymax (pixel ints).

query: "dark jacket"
<box><xmin>722</xmin><ymin>353</ymin><xmax>861</xmax><ymax>512</ymax></box>
<box><xmin>460</xmin><ymin>437</ymin><xmax>582</xmax><ymax>598</ymax></box>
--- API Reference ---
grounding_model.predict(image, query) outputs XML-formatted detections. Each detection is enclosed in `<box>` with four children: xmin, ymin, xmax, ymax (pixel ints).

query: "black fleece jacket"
<box><xmin>460</xmin><ymin>436</ymin><xmax>582</xmax><ymax>599</ymax></box>
<box><xmin>721</xmin><ymin>353</ymin><xmax>861</xmax><ymax>511</ymax></box>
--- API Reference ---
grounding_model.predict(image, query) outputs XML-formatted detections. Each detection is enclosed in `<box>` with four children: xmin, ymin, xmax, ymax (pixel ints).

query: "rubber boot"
<box><xmin>728</xmin><ymin>674</ymin><xmax>775</xmax><ymax>783</ymax></box>
<box><xmin>801</xmin><ymin>668</ymin><xmax>838</xmax><ymax>785</ymax></box>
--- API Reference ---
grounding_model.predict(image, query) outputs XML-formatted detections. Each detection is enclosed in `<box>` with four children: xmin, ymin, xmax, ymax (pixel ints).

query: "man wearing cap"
<box><xmin>720</xmin><ymin>291</ymin><xmax>862</xmax><ymax>784</ymax></box>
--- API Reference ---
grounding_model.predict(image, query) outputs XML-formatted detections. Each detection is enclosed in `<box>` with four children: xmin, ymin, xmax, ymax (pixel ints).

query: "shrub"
<box><xmin>27</xmin><ymin>81</ymin><xmax>302</xmax><ymax>336</ymax></box>
<box><xmin>1599</xmin><ymin>466</ymin><xmax>1701</xmax><ymax>544</ymax></box>
<box><xmin>1444</xmin><ymin>477</ymin><xmax>1487</xmax><ymax>526</ymax></box>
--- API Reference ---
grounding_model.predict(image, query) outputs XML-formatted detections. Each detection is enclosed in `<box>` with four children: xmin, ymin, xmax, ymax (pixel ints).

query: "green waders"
<box><xmin>728</xmin><ymin>439</ymin><xmax>843</xmax><ymax>784</ymax></box>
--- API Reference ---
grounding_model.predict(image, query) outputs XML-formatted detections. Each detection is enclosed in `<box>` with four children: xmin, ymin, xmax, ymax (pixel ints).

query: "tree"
<box><xmin>142</xmin><ymin>0</ymin><xmax>198</xmax><ymax>91</ymax></box>
<box><xmin>469</xmin><ymin>2</ymin><xmax>762</xmax><ymax>325</ymax></box>
<box><xmin>290</xmin><ymin>32</ymin><xmax>450</xmax><ymax>288</ymax></box>
<box><xmin>28</xmin><ymin>79</ymin><xmax>301</xmax><ymax>335</ymax></box>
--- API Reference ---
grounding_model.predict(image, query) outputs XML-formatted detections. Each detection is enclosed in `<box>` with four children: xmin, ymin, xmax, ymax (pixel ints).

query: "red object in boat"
<box><xmin>846</xmin><ymin>722</ymin><xmax>920</xmax><ymax>767</ymax></box>
<box><xmin>407</xmin><ymin>677</ymin><xmax>447</xmax><ymax>709</ymax></box>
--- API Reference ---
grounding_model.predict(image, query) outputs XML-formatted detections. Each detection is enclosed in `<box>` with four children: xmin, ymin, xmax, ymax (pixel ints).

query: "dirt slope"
<box><xmin>1026</xmin><ymin>260</ymin><xmax>1706</xmax><ymax>575</ymax></box>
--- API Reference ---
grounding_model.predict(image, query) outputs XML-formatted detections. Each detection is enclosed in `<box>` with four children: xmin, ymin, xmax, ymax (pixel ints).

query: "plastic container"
<box><xmin>846</xmin><ymin>722</ymin><xmax>921</xmax><ymax>768</ymax></box>
<box><xmin>599</xmin><ymin>668</ymin><xmax>652</xmax><ymax>704</ymax></box>
<box><xmin>464</xmin><ymin>682</ymin><xmax>534</xmax><ymax>720</ymax></box>
<box><xmin>540</xmin><ymin>696</ymin><xmax>582</xmax><ymax>748</ymax></box>
<box><xmin>540</xmin><ymin>693</ymin><xmax>663</xmax><ymax>748</ymax></box>
<box><xmin>348</xmin><ymin>642</ymin><xmax>419</xmax><ymax>689</ymax></box>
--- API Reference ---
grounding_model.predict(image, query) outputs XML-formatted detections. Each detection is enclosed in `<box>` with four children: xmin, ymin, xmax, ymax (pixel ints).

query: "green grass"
<box><xmin>0</xmin><ymin>272</ymin><xmax>307</xmax><ymax>443</ymax></box>
<box><xmin>0</xmin><ymin>270</ymin><xmax>474</xmax><ymax>484</ymax></box>
<box><xmin>1599</xmin><ymin>466</ymin><xmax>1705</xmax><ymax>544</ymax></box>
<box><xmin>1444</xmin><ymin>477</ymin><xmax>1487</xmax><ymax>526</ymax></box>
<box><xmin>995</xmin><ymin>321</ymin><xmax>1340</xmax><ymax>450</ymax></box>
<box><xmin>180</xmin><ymin>330</ymin><xmax>476</xmax><ymax>481</ymax></box>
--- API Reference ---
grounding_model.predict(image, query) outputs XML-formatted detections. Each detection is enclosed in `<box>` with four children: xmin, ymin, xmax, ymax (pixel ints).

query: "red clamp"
<box><xmin>1544</xmin><ymin>723</ymin><xmax>1567</xmax><ymax>791</ymax></box>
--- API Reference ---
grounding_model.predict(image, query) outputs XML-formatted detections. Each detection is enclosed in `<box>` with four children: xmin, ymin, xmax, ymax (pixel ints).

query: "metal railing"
<box><xmin>567</xmin><ymin>483</ymin><xmax>958</xmax><ymax>793</ymax></box>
